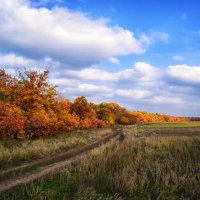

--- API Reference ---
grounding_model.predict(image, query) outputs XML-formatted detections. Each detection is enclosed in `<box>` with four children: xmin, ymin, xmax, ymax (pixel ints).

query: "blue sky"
<box><xmin>0</xmin><ymin>0</ymin><xmax>200</xmax><ymax>116</ymax></box>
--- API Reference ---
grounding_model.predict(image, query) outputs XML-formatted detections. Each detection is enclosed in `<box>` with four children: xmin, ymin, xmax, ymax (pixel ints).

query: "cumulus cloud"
<box><xmin>0</xmin><ymin>53</ymin><xmax>36</xmax><ymax>67</ymax></box>
<box><xmin>54</xmin><ymin>62</ymin><xmax>200</xmax><ymax>115</ymax></box>
<box><xmin>0</xmin><ymin>53</ymin><xmax>63</xmax><ymax>76</ymax></box>
<box><xmin>0</xmin><ymin>0</ymin><xmax>161</xmax><ymax>68</ymax></box>
<box><xmin>116</xmin><ymin>89</ymin><xmax>151</xmax><ymax>99</ymax></box>
<box><xmin>134</xmin><ymin>62</ymin><xmax>161</xmax><ymax>82</ymax></box>
<box><xmin>65</xmin><ymin>67</ymin><xmax>135</xmax><ymax>82</ymax></box>
<box><xmin>109</xmin><ymin>57</ymin><xmax>120</xmax><ymax>65</ymax></box>
<box><xmin>0</xmin><ymin>0</ymin><xmax>198</xmax><ymax>116</ymax></box>
<box><xmin>62</xmin><ymin>62</ymin><xmax>161</xmax><ymax>83</ymax></box>
<box><xmin>50</xmin><ymin>78</ymin><xmax>79</xmax><ymax>87</ymax></box>
<box><xmin>66</xmin><ymin>68</ymin><xmax>118</xmax><ymax>81</ymax></box>
<box><xmin>167</xmin><ymin>65</ymin><xmax>200</xmax><ymax>84</ymax></box>
<box><xmin>1</xmin><ymin>55</ymin><xmax>200</xmax><ymax>115</ymax></box>
<box><xmin>150</xmin><ymin>96</ymin><xmax>183</xmax><ymax>104</ymax></box>
<box><xmin>61</xmin><ymin>83</ymin><xmax>112</xmax><ymax>97</ymax></box>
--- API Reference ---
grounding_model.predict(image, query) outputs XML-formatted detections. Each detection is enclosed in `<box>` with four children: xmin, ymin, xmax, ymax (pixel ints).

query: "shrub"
<box><xmin>0</xmin><ymin>102</ymin><xmax>26</xmax><ymax>139</ymax></box>
<box><xmin>59</xmin><ymin>113</ymin><xmax>80</xmax><ymax>132</ymax></box>
<box><xmin>26</xmin><ymin>111</ymin><xmax>60</xmax><ymax>138</ymax></box>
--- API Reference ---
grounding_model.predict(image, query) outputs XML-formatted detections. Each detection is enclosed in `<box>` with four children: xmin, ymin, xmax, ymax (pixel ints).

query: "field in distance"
<box><xmin>140</xmin><ymin>122</ymin><xmax>200</xmax><ymax>128</ymax></box>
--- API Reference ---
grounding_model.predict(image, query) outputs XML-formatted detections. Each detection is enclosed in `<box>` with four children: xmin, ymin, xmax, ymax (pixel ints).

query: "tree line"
<box><xmin>0</xmin><ymin>69</ymin><xmax>189</xmax><ymax>140</ymax></box>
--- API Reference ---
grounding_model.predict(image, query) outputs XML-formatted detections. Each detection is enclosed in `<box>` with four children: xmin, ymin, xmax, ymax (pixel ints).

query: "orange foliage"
<box><xmin>0</xmin><ymin>102</ymin><xmax>26</xmax><ymax>139</ymax></box>
<box><xmin>118</xmin><ymin>116</ymin><xmax>130</xmax><ymax>125</ymax></box>
<box><xmin>0</xmin><ymin>69</ymin><xmax>190</xmax><ymax>140</ymax></box>
<box><xmin>80</xmin><ymin>118</ymin><xmax>106</xmax><ymax>129</ymax></box>
<box><xmin>26</xmin><ymin>111</ymin><xmax>60</xmax><ymax>138</ymax></box>
<box><xmin>131</xmin><ymin>111</ymin><xmax>189</xmax><ymax>123</ymax></box>
<box><xmin>118</xmin><ymin>112</ymin><xmax>137</xmax><ymax>125</ymax></box>
<box><xmin>15</xmin><ymin>70</ymin><xmax>57</xmax><ymax>115</ymax></box>
<box><xmin>59</xmin><ymin>113</ymin><xmax>80</xmax><ymax>132</ymax></box>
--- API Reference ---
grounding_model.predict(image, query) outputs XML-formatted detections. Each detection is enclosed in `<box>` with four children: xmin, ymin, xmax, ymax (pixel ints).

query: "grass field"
<box><xmin>0</xmin><ymin>128</ymin><xmax>112</xmax><ymax>169</ymax></box>
<box><xmin>0</xmin><ymin>123</ymin><xmax>200</xmax><ymax>200</ymax></box>
<box><xmin>140</xmin><ymin>122</ymin><xmax>200</xmax><ymax>128</ymax></box>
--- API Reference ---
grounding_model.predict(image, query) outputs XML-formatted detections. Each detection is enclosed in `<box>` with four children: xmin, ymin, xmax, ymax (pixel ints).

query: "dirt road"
<box><xmin>0</xmin><ymin>129</ymin><xmax>122</xmax><ymax>193</ymax></box>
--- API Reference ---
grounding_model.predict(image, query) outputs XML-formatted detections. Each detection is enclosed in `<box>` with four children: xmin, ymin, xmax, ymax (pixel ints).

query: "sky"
<box><xmin>0</xmin><ymin>0</ymin><xmax>200</xmax><ymax>116</ymax></box>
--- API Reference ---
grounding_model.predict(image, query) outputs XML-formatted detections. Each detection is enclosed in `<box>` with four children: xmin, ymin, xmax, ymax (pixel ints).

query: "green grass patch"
<box><xmin>141</xmin><ymin>122</ymin><xmax>200</xmax><ymax>128</ymax></box>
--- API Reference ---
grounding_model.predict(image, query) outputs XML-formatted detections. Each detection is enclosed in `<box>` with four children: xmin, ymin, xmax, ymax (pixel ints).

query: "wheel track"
<box><xmin>0</xmin><ymin>129</ymin><xmax>122</xmax><ymax>193</ymax></box>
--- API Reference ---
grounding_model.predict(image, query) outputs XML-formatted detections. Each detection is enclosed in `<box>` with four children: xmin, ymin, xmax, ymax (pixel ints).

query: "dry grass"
<box><xmin>0</xmin><ymin>128</ymin><xmax>112</xmax><ymax>169</ymax></box>
<box><xmin>1</xmin><ymin>134</ymin><xmax>200</xmax><ymax>200</ymax></box>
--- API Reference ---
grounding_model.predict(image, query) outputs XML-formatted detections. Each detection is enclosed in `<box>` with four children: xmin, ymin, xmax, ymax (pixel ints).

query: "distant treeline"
<box><xmin>189</xmin><ymin>117</ymin><xmax>200</xmax><ymax>121</ymax></box>
<box><xmin>0</xmin><ymin>69</ymin><xmax>189</xmax><ymax>139</ymax></box>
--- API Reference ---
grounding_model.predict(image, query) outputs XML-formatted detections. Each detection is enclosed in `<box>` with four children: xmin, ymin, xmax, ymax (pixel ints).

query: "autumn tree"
<box><xmin>71</xmin><ymin>96</ymin><xmax>105</xmax><ymax>129</ymax></box>
<box><xmin>56</xmin><ymin>98</ymin><xmax>80</xmax><ymax>131</ymax></box>
<box><xmin>96</xmin><ymin>103</ymin><xmax>127</xmax><ymax>125</ymax></box>
<box><xmin>0</xmin><ymin>102</ymin><xmax>26</xmax><ymax>139</ymax></box>
<box><xmin>0</xmin><ymin>68</ymin><xmax>190</xmax><ymax>140</ymax></box>
<box><xmin>0</xmin><ymin>69</ymin><xmax>17</xmax><ymax>103</ymax></box>
<box><xmin>15</xmin><ymin>70</ymin><xmax>57</xmax><ymax>115</ymax></box>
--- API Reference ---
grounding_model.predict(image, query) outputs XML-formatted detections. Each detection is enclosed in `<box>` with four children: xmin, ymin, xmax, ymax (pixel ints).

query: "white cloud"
<box><xmin>0</xmin><ymin>53</ymin><xmax>62</xmax><ymax>74</ymax></box>
<box><xmin>150</xmin><ymin>96</ymin><xmax>183</xmax><ymax>104</ymax></box>
<box><xmin>50</xmin><ymin>78</ymin><xmax>79</xmax><ymax>87</ymax></box>
<box><xmin>66</xmin><ymin>68</ymin><xmax>118</xmax><ymax>81</ymax></box>
<box><xmin>109</xmin><ymin>57</ymin><xmax>120</xmax><ymax>65</ymax></box>
<box><xmin>134</xmin><ymin>62</ymin><xmax>162</xmax><ymax>82</ymax></box>
<box><xmin>134</xmin><ymin>62</ymin><xmax>158</xmax><ymax>74</ymax></box>
<box><xmin>64</xmin><ymin>62</ymin><xmax>161</xmax><ymax>83</ymax></box>
<box><xmin>0</xmin><ymin>53</ymin><xmax>36</xmax><ymax>67</ymax></box>
<box><xmin>172</xmin><ymin>55</ymin><xmax>184</xmax><ymax>61</ymax></box>
<box><xmin>116</xmin><ymin>89</ymin><xmax>151</xmax><ymax>99</ymax></box>
<box><xmin>0</xmin><ymin>0</ymin><xmax>197</xmax><ymax>116</ymax></box>
<box><xmin>1</xmin><ymin>56</ymin><xmax>200</xmax><ymax>115</ymax></box>
<box><xmin>167</xmin><ymin>65</ymin><xmax>200</xmax><ymax>84</ymax></box>
<box><xmin>62</xmin><ymin>83</ymin><xmax>112</xmax><ymax>95</ymax></box>
<box><xmin>0</xmin><ymin>0</ymin><xmax>159</xmax><ymax>68</ymax></box>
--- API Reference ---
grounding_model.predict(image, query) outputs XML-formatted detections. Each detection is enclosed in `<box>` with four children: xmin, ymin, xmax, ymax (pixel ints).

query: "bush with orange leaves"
<box><xmin>59</xmin><ymin>113</ymin><xmax>80</xmax><ymax>132</ymax></box>
<box><xmin>94</xmin><ymin>119</ymin><xmax>106</xmax><ymax>128</ymax></box>
<box><xmin>0</xmin><ymin>102</ymin><xmax>26</xmax><ymax>140</ymax></box>
<box><xmin>26</xmin><ymin>111</ymin><xmax>60</xmax><ymax>138</ymax></box>
<box><xmin>80</xmin><ymin>117</ymin><xmax>106</xmax><ymax>129</ymax></box>
<box><xmin>79</xmin><ymin>118</ymin><xmax>93</xmax><ymax>129</ymax></box>
<box><xmin>118</xmin><ymin>116</ymin><xmax>130</xmax><ymax>125</ymax></box>
<box><xmin>55</xmin><ymin>99</ymin><xmax>80</xmax><ymax>132</ymax></box>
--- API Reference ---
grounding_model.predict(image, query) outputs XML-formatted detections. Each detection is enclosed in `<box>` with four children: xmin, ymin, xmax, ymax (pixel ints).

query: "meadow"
<box><xmin>0</xmin><ymin>128</ymin><xmax>112</xmax><ymax>169</ymax></box>
<box><xmin>140</xmin><ymin>122</ymin><xmax>200</xmax><ymax>128</ymax></box>
<box><xmin>0</xmin><ymin>123</ymin><xmax>200</xmax><ymax>200</ymax></box>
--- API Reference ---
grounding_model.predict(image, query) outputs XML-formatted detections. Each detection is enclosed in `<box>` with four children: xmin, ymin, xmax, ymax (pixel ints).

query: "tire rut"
<box><xmin>0</xmin><ymin>130</ymin><xmax>121</xmax><ymax>193</ymax></box>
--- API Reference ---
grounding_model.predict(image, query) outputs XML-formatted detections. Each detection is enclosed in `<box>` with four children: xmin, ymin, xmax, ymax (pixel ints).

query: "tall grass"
<box><xmin>1</xmin><ymin>136</ymin><xmax>200</xmax><ymax>200</ymax></box>
<box><xmin>0</xmin><ymin>128</ymin><xmax>112</xmax><ymax>168</ymax></box>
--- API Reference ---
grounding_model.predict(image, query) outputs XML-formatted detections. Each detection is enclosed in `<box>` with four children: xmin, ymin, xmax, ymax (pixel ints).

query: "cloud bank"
<box><xmin>44</xmin><ymin>61</ymin><xmax>200</xmax><ymax>116</ymax></box>
<box><xmin>0</xmin><ymin>0</ymin><xmax>199</xmax><ymax>116</ymax></box>
<box><xmin>0</xmin><ymin>0</ymin><xmax>164</xmax><ymax>68</ymax></box>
